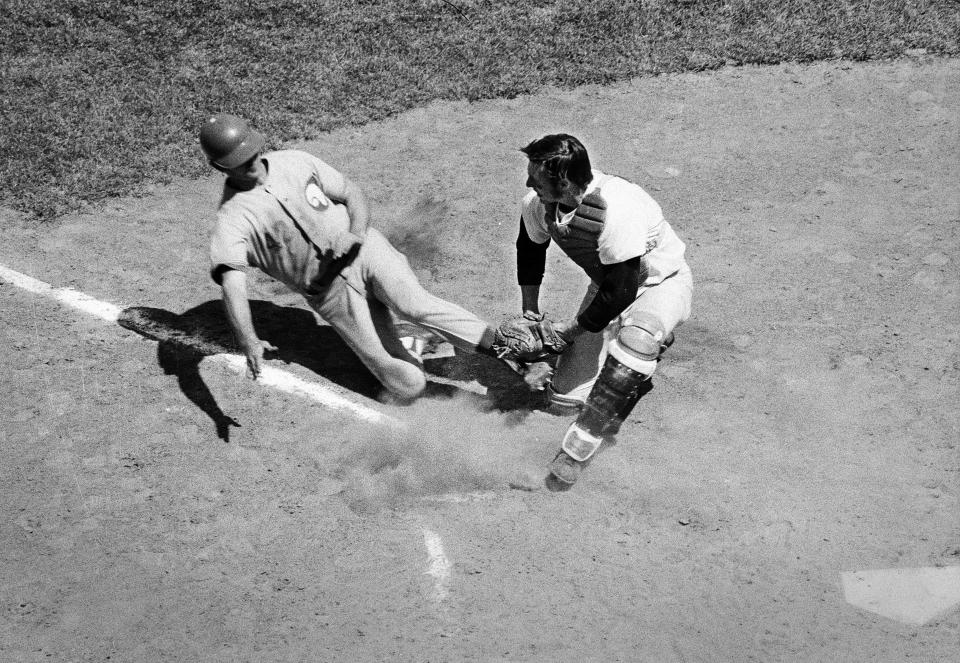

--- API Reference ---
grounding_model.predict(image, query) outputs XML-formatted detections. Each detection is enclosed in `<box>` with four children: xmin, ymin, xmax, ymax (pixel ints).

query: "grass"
<box><xmin>2</xmin><ymin>0</ymin><xmax>958</xmax><ymax>220</ymax></box>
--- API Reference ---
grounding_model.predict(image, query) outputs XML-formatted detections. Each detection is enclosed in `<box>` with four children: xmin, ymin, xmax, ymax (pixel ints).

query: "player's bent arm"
<box><xmin>334</xmin><ymin>176</ymin><xmax>371</xmax><ymax>240</ymax></box>
<box><xmin>308</xmin><ymin>155</ymin><xmax>369</xmax><ymax>239</ymax></box>
<box><xmin>219</xmin><ymin>269</ymin><xmax>265</xmax><ymax>374</ymax></box>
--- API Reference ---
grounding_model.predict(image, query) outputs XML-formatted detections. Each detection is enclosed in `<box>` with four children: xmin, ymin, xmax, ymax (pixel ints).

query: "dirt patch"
<box><xmin>1</xmin><ymin>57</ymin><xmax>958</xmax><ymax>661</ymax></box>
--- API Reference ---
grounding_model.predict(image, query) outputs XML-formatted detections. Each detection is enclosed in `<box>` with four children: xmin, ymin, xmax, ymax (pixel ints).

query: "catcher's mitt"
<box><xmin>492</xmin><ymin>312</ymin><xmax>571</xmax><ymax>364</ymax></box>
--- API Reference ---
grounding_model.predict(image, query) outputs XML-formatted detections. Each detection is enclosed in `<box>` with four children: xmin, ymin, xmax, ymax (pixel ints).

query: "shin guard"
<box><xmin>560</xmin><ymin>344</ymin><xmax>652</xmax><ymax>462</ymax></box>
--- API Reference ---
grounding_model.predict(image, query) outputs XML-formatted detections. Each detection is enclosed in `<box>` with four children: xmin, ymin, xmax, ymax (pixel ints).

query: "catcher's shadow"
<box><xmin>117</xmin><ymin>300</ymin><xmax>383</xmax><ymax>442</ymax></box>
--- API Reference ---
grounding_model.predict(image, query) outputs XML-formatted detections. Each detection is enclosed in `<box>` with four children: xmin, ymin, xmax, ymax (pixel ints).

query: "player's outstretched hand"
<box><xmin>243</xmin><ymin>340</ymin><xmax>279</xmax><ymax>380</ymax></box>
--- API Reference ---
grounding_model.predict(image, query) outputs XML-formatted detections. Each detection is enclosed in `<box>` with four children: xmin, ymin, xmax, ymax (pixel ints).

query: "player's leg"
<box><xmin>549</xmin><ymin>264</ymin><xmax>693</xmax><ymax>485</ymax></box>
<box><xmin>307</xmin><ymin>274</ymin><xmax>427</xmax><ymax>401</ymax></box>
<box><xmin>359</xmin><ymin>229</ymin><xmax>496</xmax><ymax>352</ymax></box>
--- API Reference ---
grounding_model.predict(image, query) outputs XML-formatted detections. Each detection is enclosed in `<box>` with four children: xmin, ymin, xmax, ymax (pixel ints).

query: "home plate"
<box><xmin>840</xmin><ymin>566</ymin><xmax>960</xmax><ymax>625</ymax></box>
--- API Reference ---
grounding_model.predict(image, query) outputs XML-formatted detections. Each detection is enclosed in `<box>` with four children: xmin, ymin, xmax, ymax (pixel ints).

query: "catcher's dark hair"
<box><xmin>520</xmin><ymin>134</ymin><xmax>592</xmax><ymax>189</ymax></box>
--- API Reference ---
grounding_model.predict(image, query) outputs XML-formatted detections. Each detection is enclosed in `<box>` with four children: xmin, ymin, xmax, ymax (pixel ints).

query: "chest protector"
<box><xmin>546</xmin><ymin>190</ymin><xmax>607</xmax><ymax>282</ymax></box>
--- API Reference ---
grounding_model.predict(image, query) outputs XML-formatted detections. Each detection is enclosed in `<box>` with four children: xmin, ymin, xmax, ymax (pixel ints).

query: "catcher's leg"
<box><xmin>549</xmin><ymin>266</ymin><xmax>692</xmax><ymax>411</ymax></box>
<box><xmin>550</xmin><ymin>266</ymin><xmax>693</xmax><ymax>484</ymax></box>
<box><xmin>548</xmin><ymin>313</ymin><xmax>665</xmax><ymax>486</ymax></box>
<box><xmin>547</xmin><ymin>327</ymin><xmax>608</xmax><ymax>409</ymax></box>
<box><xmin>548</xmin><ymin>282</ymin><xmax>607</xmax><ymax>410</ymax></box>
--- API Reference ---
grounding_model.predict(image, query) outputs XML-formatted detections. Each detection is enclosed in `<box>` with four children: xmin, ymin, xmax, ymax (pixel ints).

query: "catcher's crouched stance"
<box><xmin>513</xmin><ymin>134</ymin><xmax>693</xmax><ymax>487</ymax></box>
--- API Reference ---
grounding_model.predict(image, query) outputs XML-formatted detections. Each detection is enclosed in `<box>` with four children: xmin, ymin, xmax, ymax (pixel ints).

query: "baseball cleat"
<box><xmin>548</xmin><ymin>450</ymin><xmax>585</xmax><ymax>486</ymax></box>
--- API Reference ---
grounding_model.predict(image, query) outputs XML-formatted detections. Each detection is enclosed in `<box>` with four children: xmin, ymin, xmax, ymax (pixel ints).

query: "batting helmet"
<box><xmin>199</xmin><ymin>113</ymin><xmax>265</xmax><ymax>169</ymax></box>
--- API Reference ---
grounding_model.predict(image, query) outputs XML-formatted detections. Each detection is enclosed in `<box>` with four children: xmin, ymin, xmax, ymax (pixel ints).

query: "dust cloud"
<box><xmin>332</xmin><ymin>393</ymin><xmax>555</xmax><ymax>513</ymax></box>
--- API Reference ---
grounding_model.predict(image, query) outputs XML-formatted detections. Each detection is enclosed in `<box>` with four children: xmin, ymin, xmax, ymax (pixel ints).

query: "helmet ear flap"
<box><xmin>199</xmin><ymin>114</ymin><xmax>265</xmax><ymax>169</ymax></box>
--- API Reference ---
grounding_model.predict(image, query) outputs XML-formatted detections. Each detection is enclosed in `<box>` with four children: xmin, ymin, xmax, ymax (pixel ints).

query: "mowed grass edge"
<box><xmin>2</xmin><ymin>0</ymin><xmax>958</xmax><ymax>220</ymax></box>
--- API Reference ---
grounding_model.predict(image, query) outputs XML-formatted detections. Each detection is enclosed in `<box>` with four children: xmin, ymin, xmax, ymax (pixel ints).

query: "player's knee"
<box><xmin>613</xmin><ymin>313</ymin><xmax>667</xmax><ymax>376</ymax></box>
<box><xmin>386</xmin><ymin>369</ymin><xmax>427</xmax><ymax>401</ymax></box>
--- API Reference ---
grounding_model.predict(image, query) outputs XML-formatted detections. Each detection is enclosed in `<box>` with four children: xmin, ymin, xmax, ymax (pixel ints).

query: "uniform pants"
<box><xmin>306</xmin><ymin>228</ymin><xmax>494</xmax><ymax>399</ymax></box>
<box><xmin>551</xmin><ymin>262</ymin><xmax>693</xmax><ymax>401</ymax></box>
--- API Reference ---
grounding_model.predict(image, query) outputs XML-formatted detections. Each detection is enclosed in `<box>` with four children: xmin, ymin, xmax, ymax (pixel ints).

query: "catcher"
<box><xmin>513</xmin><ymin>134</ymin><xmax>693</xmax><ymax>486</ymax></box>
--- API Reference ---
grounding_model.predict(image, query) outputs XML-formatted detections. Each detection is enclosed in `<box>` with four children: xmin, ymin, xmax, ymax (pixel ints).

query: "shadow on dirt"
<box><xmin>117</xmin><ymin>300</ymin><xmax>541</xmax><ymax>441</ymax></box>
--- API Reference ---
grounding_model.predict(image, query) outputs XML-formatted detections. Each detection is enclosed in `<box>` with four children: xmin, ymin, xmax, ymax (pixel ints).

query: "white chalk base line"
<box><xmin>0</xmin><ymin>263</ymin><xmax>396</xmax><ymax>425</ymax></box>
<box><xmin>422</xmin><ymin>528</ymin><xmax>452</xmax><ymax>603</ymax></box>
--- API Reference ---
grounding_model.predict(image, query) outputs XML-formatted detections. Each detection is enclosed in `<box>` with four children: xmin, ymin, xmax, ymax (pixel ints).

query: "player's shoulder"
<box><xmin>215</xmin><ymin>186</ymin><xmax>260</xmax><ymax>229</ymax></box>
<box><xmin>597</xmin><ymin>172</ymin><xmax>642</xmax><ymax>195</ymax></box>
<box><xmin>268</xmin><ymin>148</ymin><xmax>309</xmax><ymax>159</ymax></box>
<box><xmin>598</xmin><ymin>173</ymin><xmax>660</xmax><ymax>210</ymax></box>
<box><xmin>214</xmin><ymin>196</ymin><xmax>248</xmax><ymax>229</ymax></box>
<box><xmin>278</xmin><ymin>149</ymin><xmax>342</xmax><ymax>179</ymax></box>
<box><xmin>263</xmin><ymin>148</ymin><xmax>314</xmax><ymax>170</ymax></box>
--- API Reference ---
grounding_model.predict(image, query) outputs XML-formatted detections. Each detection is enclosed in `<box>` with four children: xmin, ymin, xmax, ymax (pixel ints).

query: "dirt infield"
<box><xmin>1</xmin><ymin>57</ymin><xmax>958</xmax><ymax>662</ymax></box>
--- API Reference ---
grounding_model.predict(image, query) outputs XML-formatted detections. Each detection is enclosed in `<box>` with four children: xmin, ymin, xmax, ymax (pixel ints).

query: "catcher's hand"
<box><xmin>492</xmin><ymin>312</ymin><xmax>572</xmax><ymax>364</ymax></box>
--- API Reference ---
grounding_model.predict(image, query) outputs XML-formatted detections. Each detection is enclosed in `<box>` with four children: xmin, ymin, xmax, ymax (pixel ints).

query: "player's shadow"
<box><xmin>117</xmin><ymin>300</ymin><xmax>383</xmax><ymax>442</ymax></box>
<box><xmin>117</xmin><ymin>300</ymin><xmax>537</xmax><ymax>441</ymax></box>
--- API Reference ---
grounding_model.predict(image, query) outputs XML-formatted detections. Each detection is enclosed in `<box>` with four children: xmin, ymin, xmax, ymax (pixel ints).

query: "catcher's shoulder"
<box><xmin>521</xmin><ymin>190</ymin><xmax>542</xmax><ymax>212</ymax></box>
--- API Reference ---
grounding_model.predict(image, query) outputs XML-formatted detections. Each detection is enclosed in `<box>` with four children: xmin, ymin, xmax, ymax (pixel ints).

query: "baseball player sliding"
<box><xmin>199</xmin><ymin>113</ymin><xmax>507</xmax><ymax>403</ymax></box>
<box><xmin>506</xmin><ymin>133</ymin><xmax>693</xmax><ymax>486</ymax></box>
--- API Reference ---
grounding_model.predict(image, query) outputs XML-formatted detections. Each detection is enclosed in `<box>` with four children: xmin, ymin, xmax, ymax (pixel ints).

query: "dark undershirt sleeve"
<box><xmin>577</xmin><ymin>256</ymin><xmax>646</xmax><ymax>333</ymax></box>
<box><xmin>516</xmin><ymin>217</ymin><xmax>549</xmax><ymax>286</ymax></box>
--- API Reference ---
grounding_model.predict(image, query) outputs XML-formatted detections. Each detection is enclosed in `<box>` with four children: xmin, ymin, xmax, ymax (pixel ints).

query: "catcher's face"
<box><xmin>526</xmin><ymin>162</ymin><xmax>566</xmax><ymax>204</ymax></box>
<box><xmin>526</xmin><ymin>162</ymin><xmax>582</xmax><ymax>207</ymax></box>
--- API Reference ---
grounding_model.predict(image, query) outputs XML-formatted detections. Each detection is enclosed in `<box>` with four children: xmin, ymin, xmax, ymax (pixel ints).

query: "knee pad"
<box><xmin>611</xmin><ymin>312</ymin><xmax>667</xmax><ymax>377</ymax></box>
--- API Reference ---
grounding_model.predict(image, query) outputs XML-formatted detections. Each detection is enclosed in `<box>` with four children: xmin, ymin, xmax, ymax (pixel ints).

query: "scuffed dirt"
<box><xmin>1</xmin><ymin>57</ymin><xmax>958</xmax><ymax>662</ymax></box>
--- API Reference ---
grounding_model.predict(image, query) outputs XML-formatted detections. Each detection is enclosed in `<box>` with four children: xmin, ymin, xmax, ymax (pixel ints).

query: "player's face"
<box><xmin>225</xmin><ymin>153</ymin><xmax>266</xmax><ymax>186</ymax></box>
<box><xmin>526</xmin><ymin>162</ymin><xmax>566</xmax><ymax>204</ymax></box>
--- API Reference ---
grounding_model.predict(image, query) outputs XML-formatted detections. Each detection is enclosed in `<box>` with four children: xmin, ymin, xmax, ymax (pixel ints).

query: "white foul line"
<box><xmin>0</xmin><ymin>264</ymin><xmax>121</xmax><ymax>322</ymax></box>
<box><xmin>210</xmin><ymin>353</ymin><xmax>393</xmax><ymax>424</ymax></box>
<box><xmin>422</xmin><ymin>528</ymin><xmax>452</xmax><ymax>602</ymax></box>
<box><xmin>0</xmin><ymin>263</ymin><xmax>395</xmax><ymax>425</ymax></box>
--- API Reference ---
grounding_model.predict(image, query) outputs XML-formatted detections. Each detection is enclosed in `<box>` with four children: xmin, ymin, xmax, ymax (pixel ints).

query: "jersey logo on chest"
<box><xmin>304</xmin><ymin>175</ymin><xmax>330</xmax><ymax>210</ymax></box>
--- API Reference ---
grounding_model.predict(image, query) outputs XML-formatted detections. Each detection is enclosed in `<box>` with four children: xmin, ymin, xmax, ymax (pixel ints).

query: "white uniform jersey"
<box><xmin>520</xmin><ymin>170</ymin><xmax>687</xmax><ymax>285</ymax></box>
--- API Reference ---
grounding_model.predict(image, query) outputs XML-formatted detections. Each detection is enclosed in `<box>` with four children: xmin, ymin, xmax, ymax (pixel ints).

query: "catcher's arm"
<box><xmin>520</xmin><ymin>285</ymin><xmax>541</xmax><ymax>317</ymax></box>
<box><xmin>573</xmin><ymin>256</ymin><xmax>646</xmax><ymax>334</ymax></box>
<box><xmin>517</xmin><ymin>217</ymin><xmax>547</xmax><ymax>316</ymax></box>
